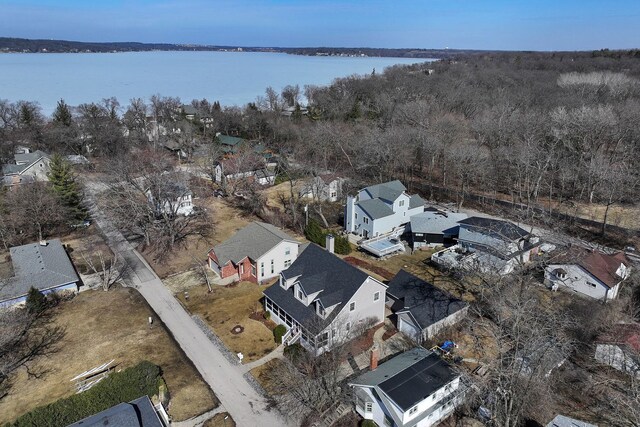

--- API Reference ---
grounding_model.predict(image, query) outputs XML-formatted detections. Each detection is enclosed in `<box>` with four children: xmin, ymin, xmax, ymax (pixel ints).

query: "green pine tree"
<box><xmin>52</xmin><ymin>99</ymin><xmax>73</xmax><ymax>127</ymax></box>
<box><xmin>26</xmin><ymin>287</ymin><xmax>48</xmax><ymax>314</ymax></box>
<box><xmin>48</xmin><ymin>154</ymin><xmax>87</xmax><ymax>221</ymax></box>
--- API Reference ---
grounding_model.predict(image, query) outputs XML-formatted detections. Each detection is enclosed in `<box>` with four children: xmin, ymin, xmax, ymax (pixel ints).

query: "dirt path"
<box><xmin>85</xmin><ymin>180</ymin><xmax>293</xmax><ymax>427</ymax></box>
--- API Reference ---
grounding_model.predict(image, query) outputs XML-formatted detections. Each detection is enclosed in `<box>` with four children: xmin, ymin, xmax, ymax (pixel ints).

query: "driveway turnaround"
<box><xmin>85</xmin><ymin>182</ymin><xmax>291</xmax><ymax>427</ymax></box>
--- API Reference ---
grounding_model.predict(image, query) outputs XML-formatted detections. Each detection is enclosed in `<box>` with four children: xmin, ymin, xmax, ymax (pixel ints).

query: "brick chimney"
<box><xmin>370</xmin><ymin>345</ymin><xmax>379</xmax><ymax>371</ymax></box>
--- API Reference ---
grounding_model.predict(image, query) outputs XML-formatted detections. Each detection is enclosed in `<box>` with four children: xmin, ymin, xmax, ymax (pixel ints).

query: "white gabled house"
<box><xmin>545</xmin><ymin>248</ymin><xmax>630</xmax><ymax>301</ymax></box>
<box><xmin>345</xmin><ymin>180</ymin><xmax>424</xmax><ymax>239</ymax></box>
<box><xmin>2</xmin><ymin>149</ymin><xmax>51</xmax><ymax>187</ymax></box>
<box><xmin>350</xmin><ymin>347</ymin><xmax>463</xmax><ymax>427</ymax></box>
<box><xmin>299</xmin><ymin>174</ymin><xmax>344</xmax><ymax>203</ymax></box>
<box><xmin>263</xmin><ymin>241</ymin><xmax>387</xmax><ymax>354</ymax></box>
<box><xmin>146</xmin><ymin>181</ymin><xmax>194</xmax><ymax>216</ymax></box>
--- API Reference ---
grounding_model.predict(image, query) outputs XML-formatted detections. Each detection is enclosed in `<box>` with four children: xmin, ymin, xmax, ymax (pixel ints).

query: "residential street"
<box><xmin>85</xmin><ymin>181</ymin><xmax>292</xmax><ymax>427</ymax></box>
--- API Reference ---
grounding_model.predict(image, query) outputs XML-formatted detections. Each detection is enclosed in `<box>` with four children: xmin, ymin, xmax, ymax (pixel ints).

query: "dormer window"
<box><xmin>297</xmin><ymin>289</ymin><xmax>304</xmax><ymax>301</ymax></box>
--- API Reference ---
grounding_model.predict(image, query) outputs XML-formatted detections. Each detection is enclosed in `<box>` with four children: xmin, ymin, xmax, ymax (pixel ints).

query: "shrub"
<box><xmin>12</xmin><ymin>361</ymin><xmax>161</xmax><ymax>427</ymax></box>
<box><xmin>304</xmin><ymin>219</ymin><xmax>351</xmax><ymax>254</ymax></box>
<box><xmin>26</xmin><ymin>287</ymin><xmax>48</xmax><ymax>314</ymax></box>
<box><xmin>334</xmin><ymin>235</ymin><xmax>352</xmax><ymax>255</ymax></box>
<box><xmin>361</xmin><ymin>420</ymin><xmax>378</xmax><ymax>427</ymax></box>
<box><xmin>273</xmin><ymin>324</ymin><xmax>287</xmax><ymax>344</ymax></box>
<box><xmin>283</xmin><ymin>343</ymin><xmax>305</xmax><ymax>361</ymax></box>
<box><xmin>263</xmin><ymin>311</ymin><xmax>271</xmax><ymax>320</ymax></box>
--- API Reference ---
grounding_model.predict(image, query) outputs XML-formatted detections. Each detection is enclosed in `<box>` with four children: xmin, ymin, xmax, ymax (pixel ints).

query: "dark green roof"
<box><xmin>216</xmin><ymin>135</ymin><xmax>245</xmax><ymax>147</ymax></box>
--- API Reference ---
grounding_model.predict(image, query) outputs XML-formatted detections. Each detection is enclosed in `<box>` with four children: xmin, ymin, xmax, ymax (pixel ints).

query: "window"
<box><xmin>346</xmin><ymin>322</ymin><xmax>351</xmax><ymax>331</ymax></box>
<box><xmin>331</xmin><ymin>191</ymin><xmax>337</xmax><ymax>198</ymax></box>
<box><xmin>588</xmin><ymin>282</ymin><xmax>597</xmax><ymax>288</ymax></box>
<box><xmin>317</xmin><ymin>331</ymin><xmax>329</xmax><ymax>347</ymax></box>
<box><xmin>349</xmin><ymin>302</ymin><xmax>356</xmax><ymax>311</ymax></box>
<box><xmin>364</xmin><ymin>402</ymin><xmax>373</xmax><ymax>413</ymax></box>
<box><xmin>285</xmin><ymin>247</ymin><xmax>291</xmax><ymax>256</ymax></box>
<box><xmin>363</xmin><ymin>217</ymin><xmax>369</xmax><ymax>224</ymax></box>
<box><xmin>297</xmin><ymin>289</ymin><xmax>304</xmax><ymax>301</ymax></box>
<box><xmin>399</xmin><ymin>200</ymin><xmax>405</xmax><ymax>207</ymax></box>
<box><xmin>284</xmin><ymin>259</ymin><xmax>292</xmax><ymax>268</ymax></box>
<box><xmin>408</xmin><ymin>405</ymin><xmax>418</xmax><ymax>415</ymax></box>
<box><xmin>374</xmin><ymin>291</ymin><xmax>380</xmax><ymax>301</ymax></box>
<box><xmin>251</xmin><ymin>264</ymin><xmax>256</xmax><ymax>276</ymax></box>
<box><xmin>271</xmin><ymin>259</ymin><xmax>274</xmax><ymax>274</ymax></box>
<box><xmin>260</xmin><ymin>262</ymin><xmax>264</xmax><ymax>277</ymax></box>
<box><xmin>239</xmin><ymin>263</ymin><xmax>244</xmax><ymax>275</ymax></box>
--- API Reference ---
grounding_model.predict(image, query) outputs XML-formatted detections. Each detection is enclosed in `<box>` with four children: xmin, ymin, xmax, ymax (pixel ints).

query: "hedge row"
<box><xmin>304</xmin><ymin>219</ymin><xmax>351</xmax><ymax>255</ymax></box>
<box><xmin>11</xmin><ymin>361</ymin><xmax>161</xmax><ymax>427</ymax></box>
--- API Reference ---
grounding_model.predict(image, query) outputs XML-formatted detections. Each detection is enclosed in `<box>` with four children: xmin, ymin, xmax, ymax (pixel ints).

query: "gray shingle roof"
<box><xmin>14</xmin><ymin>150</ymin><xmax>48</xmax><ymax>165</ymax></box>
<box><xmin>263</xmin><ymin>244</ymin><xmax>372</xmax><ymax>332</ymax></box>
<box><xmin>363</xmin><ymin>180</ymin><xmax>406</xmax><ymax>202</ymax></box>
<box><xmin>68</xmin><ymin>395</ymin><xmax>163</xmax><ymax>427</ymax></box>
<box><xmin>387</xmin><ymin>270</ymin><xmax>467</xmax><ymax>330</ymax></box>
<box><xmin>546</xmin><ymin>415</ymin><xmax>597</xmax><ymax>427</ymax></box>
<box><xmin>0</xmin><ymin>239</ymin><xmax>80</xmax><ymax>303</ymax></box>
<box><xmin>458</xmin><ymin>217</ymin><xmax>530</xmax><ymax>241</ymax></box>
<box><xmin>212</xmin><ymin>222</ymin><xmax>297</xmax><ymax>265</ymax></box>
<box><xmin>410</xmin><ymin>211</ymin><xmax>468</xmax><ymax>235</ymax></box>
<box><xmin>357</xmin><ymin>198</ymin><xmax>395</xmax><ymax>220</ymax></box>
<box><xmin>409</xmin><ymin>194</ymin><xmax>425</xmax><ymax>209</ymax></box>
<box><xmin>351</xmin><ymin>347</ymin><xmax>458</xmax><ymax>411</ymax></box>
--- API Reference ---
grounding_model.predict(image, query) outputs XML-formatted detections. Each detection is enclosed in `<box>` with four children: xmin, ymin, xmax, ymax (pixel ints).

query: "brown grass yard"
<box><xmin>203</xmin><ymin>412</ymin><xmax>236</xmax><ymax>427</ymax></box>
<box><xmin>249</xmin><ymin>359</ymin><xmax>287</xmax><ymax>395</ymax></box>
<box><xmin>177</xmin><ymin>281</ymin><xmax>277</xmax><ymax>363</ymax></box>
<box><xmin>0</xmin><ymin>287</ymin><xmax>217</xmax><ymax>425</ymax></box>
<box><xmin>142</xmin><ymin>196</ymin><xmax>257</xmax><ymax>278</ymax></box>
<box><xmin>345</xmin><ymin>248</ymin><xmax>475</xmax><ymax>302</ymax></box>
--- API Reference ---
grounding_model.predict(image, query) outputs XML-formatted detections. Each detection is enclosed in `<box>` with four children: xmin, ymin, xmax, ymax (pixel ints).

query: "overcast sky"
<box><xmin>1</xmin><ymin>0</ymin><xmax>639</xmax><ymax>51</ymax></box>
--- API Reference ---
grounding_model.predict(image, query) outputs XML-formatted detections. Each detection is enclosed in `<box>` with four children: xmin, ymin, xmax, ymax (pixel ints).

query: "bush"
<box><xmin>12</xmin><ymin>361</ymin><xmax>161</xmax><ymax>427</ymax></box>
<box><xmin>26</xmin><ymin>287</ymin><xmax>48</xmax><ymax>314</ymax></box>
<box><xmin>263</xmin><ymin>311</ymin><xmax>271</xmax><ymax>320</ymax></box>
<box><xmin>283</xmin><ymin>343</ymin><xmax>305</xmax><ymax>361</ymax></box>
<box><xmin>273</xmin><ymin>324</ymin><xmax>287</xmax><ymax>344</ymax></box>
<box><xmin>361</xmin><ymin>420</ymin><xmax>378</xmax><ymax>427</ymax></box>
<box><xmin>304</xmin><ymin>219</ymin><xmax>351</xmax><ymax>255</ymax></box>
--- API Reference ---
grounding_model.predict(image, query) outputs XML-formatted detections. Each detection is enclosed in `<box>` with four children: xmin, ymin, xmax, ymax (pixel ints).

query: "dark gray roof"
<box><xmin>351</xmin><ymin>347</ymin><xmax>458</xmax><ymax>412</ymax></box>
<box><xmin>357</xmin><ymin>198</ymin><xmax>394</xmax><ymax>220</ymax></box>
<box><xmin>409</xmin><ymin>194</ymin><xmax>425</xmax><ymax>209</ymax></box>
<box><xmin>264</xmin><ymin>244</ymin><xmax>371</xmax><ymax>332</ymax></box>
<box><xmin>2</xmin><ymin>163</ymin><xmax>27</xmax><ymax>175</ymax></box>
<box><xmin>458</xmin><ymin>216</ymin><xmax>531</xmax><ymax>241</ymax></box>
<box><xmin>0</xmin><ymin>239</ymin><xmax>80</xmax><ymax>303</ymax></box>
<box><xmin>363</xmin><ymin>180</ymin><xmax>406</xmax><ymax>202</ymax></box>
<box><xmin>212</xmin><ymin>222</ymin><xmax>297</xmax><ymax>265</ymax></box>
<box><xmin>546</xmin><ymin>415</ymin><xmax>597</xmax><ymax>427</ymax></box>
<box><xmin>182</xmin><ymin>105</ymin><xmax>198</xmax><ymax>115</ymax></box>
<box><xmin>387</xmin><ymin>270</ymin><xmax>467</xmax><ymax>330</ymax></box>
<box><xmin>410</xmin><ymin>211</ymin><xmax>468</xmax><ymax>235</ymax></box>
<box><xmin>68</xmin><ymin>395</ymin><xmax>163</xmax><ymax>427</ymax></box>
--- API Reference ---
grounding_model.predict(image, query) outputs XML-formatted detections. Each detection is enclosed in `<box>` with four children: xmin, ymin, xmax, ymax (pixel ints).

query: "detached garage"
<box><xmin>387</xmin><ymin>269</ymin><xmax>468</xmax><ymax>343</ymax></box>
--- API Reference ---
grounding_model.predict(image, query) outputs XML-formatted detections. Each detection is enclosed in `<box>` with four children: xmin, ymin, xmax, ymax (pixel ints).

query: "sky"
<box><xmin>0</xmin><ymin>0</ymin><xmax>639</xmax><ymax>51</ymax></box>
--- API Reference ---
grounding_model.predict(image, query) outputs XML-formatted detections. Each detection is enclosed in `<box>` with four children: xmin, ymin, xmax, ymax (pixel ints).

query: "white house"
<box><xmin>208</xmin><ymin>221</ymin><xmax>300</xmax><ymax>284</ymax></box>
<box><xmin>594</xmin><ymin>323</ymin><xmax>640</xmax><ymax>377</ymax></box>
<box><xmin>449</xmin><ymin>216</ymin><xmax>540</xmax><ymax>275</ymax></box>
<box><xmin>545</xmin><ymin>248</ymin><xmax>629</xmax><ymax>301</ymax></box>
<box><xmin>350</xmin><ymin>347</ymin><xmax>463</xmax><ymax>427</ymax></box>
<box><xmin>386</xmin><ymin>270</ymin><xmax>468</xmax><ymax>343</ymax></box>
<box><xmin>2</xmin><ymin>149</ymin><xmax>51</xmax><ymax>186</ymax></box>
<box><xmin>263</xmin><ymin>241</ymin><xmax>387</xmax><ymax>354</ymax></box>
<box><xmin>214</xmin><ymin>159</ymin><xmax>276</xmax><ymax>187</ymax></box>
<box><xmin>146</xmin><ymin>181</ymin><xmax>194</xmax><ymax>216</ymax></box>
<box><xmin>299</xmin><ymin>174</ymin><xmax>344</xmax><ymax>203</ymax></box>
<box><xmin>345</xmin><ymin>180</ymin><xmax>424</xmax><ymax>239</ymax></box>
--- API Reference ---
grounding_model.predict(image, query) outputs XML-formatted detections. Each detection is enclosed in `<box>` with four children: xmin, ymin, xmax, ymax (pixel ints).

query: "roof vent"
<box><xmin>39</xmin><ymin>240</ymin><xmax>48</xmax><ymax>246</ymax></box>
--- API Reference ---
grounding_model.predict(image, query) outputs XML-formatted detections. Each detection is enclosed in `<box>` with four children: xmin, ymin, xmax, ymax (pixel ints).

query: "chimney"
<box><xmin>370</xmin><ymin>345</ymin><xmax>379</xmax><ymax>371</ymax></box>
<box><xmin>326</xmin><ymin>234</ymin><xmax>335</xmax><ymax>254</ymax></box>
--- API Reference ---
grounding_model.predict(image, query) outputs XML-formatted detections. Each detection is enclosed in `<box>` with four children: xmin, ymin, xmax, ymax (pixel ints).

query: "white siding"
<box><xmin>256</xmin><ymin>241</ymin><xmax>299</xmax><ymax>282</ymax></box>
<box><xmin>545</xmin><ymin>264</ymin><xmax>616</xmax><ymax>300</ymax></box>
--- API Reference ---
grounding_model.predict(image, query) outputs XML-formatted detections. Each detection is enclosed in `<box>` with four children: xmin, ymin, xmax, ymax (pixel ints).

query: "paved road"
<box><xmin>85</xmin><ymin>181</ymin><xmax>291</xmax><ymax>427</ymax></box>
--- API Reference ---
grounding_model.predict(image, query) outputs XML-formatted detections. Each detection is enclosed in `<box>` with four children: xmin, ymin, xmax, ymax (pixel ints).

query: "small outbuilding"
<box><xmin>386</xmin><ymin>269</ymin><xmax>468</xmax><ymax>342</ymax></box>
<box><xmin>409</xmin><ymin>209</ymin><xmax>467</xmax><ymax>250</ymax></box>
<box><xmin>594</xmin><ymin>322</ymin><xmax>640</xmax><ymax>377</ymax></box>
<box><xmin>0</xmin><ymin>239</ymin><xmax>81</xmax><ymax>307</ymax></box>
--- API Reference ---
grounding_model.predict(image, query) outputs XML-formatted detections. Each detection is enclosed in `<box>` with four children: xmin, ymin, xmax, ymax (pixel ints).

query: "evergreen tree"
<box><xmin>52</xmin><ymin>99</ymin><xmax>73</xmax><ymax>127</ymax></box>
<box><xmin>26</xmin><ymin>287</ymin><xmax>48</xmax><ymax>314</ymax></box>
<box><xmin>47</xmin><ymin>154</ymin><xmax>87</xmax><ymax>220</ymax></box>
